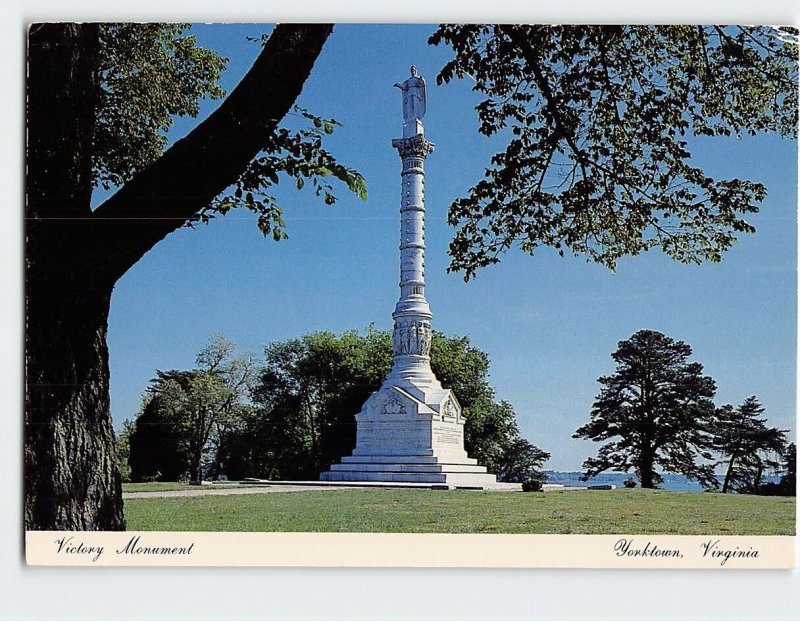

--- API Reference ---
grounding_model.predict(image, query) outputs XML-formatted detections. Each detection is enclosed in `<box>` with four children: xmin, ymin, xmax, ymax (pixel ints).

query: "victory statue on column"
<box><xmin>394</xmin><ymin>65</ymin><xmax>427</xmax><ymax>122</ymax></box>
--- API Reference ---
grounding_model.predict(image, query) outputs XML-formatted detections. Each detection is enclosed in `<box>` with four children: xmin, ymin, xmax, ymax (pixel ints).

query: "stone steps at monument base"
<box><xmin>339</xmin><ymin>454</ymin><xmax>479</xmax><ymax>466</ymax></box>
<box><xmin>320</xmin><ymin>469</ymin><xmax>503</xmax><ymax>488</ymax></box>
<box><xmin>327</xmin><ymin>462</ymin><xmax>488</xmax><ymax>474</ymax></box>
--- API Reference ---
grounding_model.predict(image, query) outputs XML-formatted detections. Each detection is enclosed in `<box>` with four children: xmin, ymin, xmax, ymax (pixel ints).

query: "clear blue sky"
<box><xmin>102</xmin><ymin>24</ymin><xmax>797</xmax><ymax>471</ymax></box>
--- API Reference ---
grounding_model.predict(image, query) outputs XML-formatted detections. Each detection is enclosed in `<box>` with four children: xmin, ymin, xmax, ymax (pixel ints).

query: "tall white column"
<box><xmin>388</xmin><ymin>132</ymin><xmax>439</xmax><ymax>388</ymax></box>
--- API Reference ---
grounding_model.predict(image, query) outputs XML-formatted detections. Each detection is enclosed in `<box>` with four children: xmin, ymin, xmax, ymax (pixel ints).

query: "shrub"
<box><xmin>522</xmin><ymin>479</ymin><xmax>543</xmax><ymax>492</ymax></box>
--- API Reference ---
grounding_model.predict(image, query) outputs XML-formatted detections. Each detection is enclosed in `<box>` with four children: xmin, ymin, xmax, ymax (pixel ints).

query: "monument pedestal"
<box><xmin>321</xmin><ymin>376</ymin><xmax>512</xmax><ymax>489</ymax></box>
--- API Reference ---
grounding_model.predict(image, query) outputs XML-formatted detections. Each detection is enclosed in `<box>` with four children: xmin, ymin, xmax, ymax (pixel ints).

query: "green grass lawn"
<box><xmin>123</xmin><ymin>488</ymin><xmax>796</xmax><ymax>535</ymax></box>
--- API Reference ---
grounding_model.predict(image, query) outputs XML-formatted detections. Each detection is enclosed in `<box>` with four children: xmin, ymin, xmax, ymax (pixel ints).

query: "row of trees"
<box><xmin>119</xmin><ymin>331</ymin><xmax>549</xmax><ymax>485</ymax></box>
<box><xmin>121</xmin><ymin>328</ymin><xmax>796</xmax><ymax>496</ymax></box>
<box><xmin>575</xmin><ymin>330</ymin><xmax>794</xmax><ymax>494</ymax></box>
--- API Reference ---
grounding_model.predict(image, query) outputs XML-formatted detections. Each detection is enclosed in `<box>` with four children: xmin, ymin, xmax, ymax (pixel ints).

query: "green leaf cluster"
<box><xmin>430</xmin><ymin>25</ymin><xmax>798</xmax><ymax>278</ymax></box>
<box><xmin>199</xmin><ymin>106</ymin><xmax>367</xmax><ymax>241</ymax></box>
<box><xmin>94</xmin><ymin>23</ymin><xmax>228</xmax><ymax>189</ymax></box>
<box><xmin>93</xmin><ymin>25</ymin><xmax>366</xmax><ymax>241</ymax></box>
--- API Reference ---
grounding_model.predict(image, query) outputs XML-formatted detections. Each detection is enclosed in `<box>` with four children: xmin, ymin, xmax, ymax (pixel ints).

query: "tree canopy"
<box><xmin>574</xmin><ymin>329</ymin><xmax>718</xmax><ymax>488</ymax></box>
<box><xmin>130</xmin><ymin>329</ymin><xmax>550</xmax><ymax>483</ymax></box>
<box><xmin>128</xmin><ymin>388</ymin><xmax>192</xmax><ymax>483</ymax></box>
<box><xmin>131</xmin><ymin>335</ymin><xmax>259</xmax><ymax>482</ymax></box>
<box><xmin>94</xmin><ymin>23</ymin><xmax>227</xmax><ymax>190</ymax></box>
<box><xmin>91</xmin><ymin>23</ymin><xmax>366</xmax><ymax>240</ymax></box>
<box><xmin>236</xmin><ymin>329</ymin><xmax>548</xmax><ymax>482</ymax></box>
<box><xmin>430</xmin><ymin>25</ymin><xmax>799</xmax><ymax>278</ymax></box>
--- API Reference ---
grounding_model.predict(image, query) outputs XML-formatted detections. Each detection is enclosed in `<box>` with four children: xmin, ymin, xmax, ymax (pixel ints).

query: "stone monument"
<box><xmin>321</xmin><ymin>67</ymin><xmax>507</xmax><ymax>489</ymax></box>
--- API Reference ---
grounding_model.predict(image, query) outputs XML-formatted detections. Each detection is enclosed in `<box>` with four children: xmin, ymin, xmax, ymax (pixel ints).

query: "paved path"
<box><xmin>123</xmin><ymin>479</ymin><xmax>524</xmax><ymax>499</ymax></box>
<box><xmin>124</xmin><ymin>480</ymin><xmax>453</xmax><ymax>499</ymax></box>
<box><xmin>123</xmin><ymin>485</ymin><xmax>347</xmax><ymax>500</ymax></box>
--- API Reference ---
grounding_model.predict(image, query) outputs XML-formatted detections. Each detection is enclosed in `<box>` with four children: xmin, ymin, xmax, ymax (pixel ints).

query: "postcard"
<box><xmin>24</xmin><ymin>22</ymin><xmax>796</xmax><ymax>570</ymax></box>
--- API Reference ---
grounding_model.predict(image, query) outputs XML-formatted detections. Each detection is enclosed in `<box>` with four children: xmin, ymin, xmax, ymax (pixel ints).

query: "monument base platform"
<box><xmin>321</xmin><ymin>456</ymin><xmax>517</xmax><ymax>490</ymax></box>
<box><xmin>319</xmin><ymin>370</ymin><xmax>513</xmax><ymax>489</ymax></box>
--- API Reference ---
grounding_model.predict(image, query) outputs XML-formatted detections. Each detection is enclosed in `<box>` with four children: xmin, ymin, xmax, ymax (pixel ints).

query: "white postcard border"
<box><xmin>26</xmin><ymin>531</ymin><xmax>796</xmax><ymax>569</ymax></box>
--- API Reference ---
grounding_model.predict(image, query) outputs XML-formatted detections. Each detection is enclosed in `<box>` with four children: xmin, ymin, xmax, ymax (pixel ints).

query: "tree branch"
<box><xmin>90</xmin><ymin>24</ymin><xmax>333</xmax><ymax>282</ymax></box>
<box><xmin>499</xmin><ymin>26</ymin><xmax>589</xmax><ymax>176</ymax></box>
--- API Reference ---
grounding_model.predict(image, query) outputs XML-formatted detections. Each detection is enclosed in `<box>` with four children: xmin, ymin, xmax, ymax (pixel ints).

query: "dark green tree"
<box><xmin>779</xmin><ymin>443</ymin><xmax>797</xmax><ymax>495</ymax></box>
<box><xmin>226</xmin><ymin>329</ymin><xmax>547</xmax><ymax>482</ymax></box>
<box><xmin>218</xmin><ymin>407</ymin><xmax>285</xmax><ymax>481</ymax></box>
<box><xmin>428</xmin><ymin>335</ymin><xmax>524</xmax><ymax>474</ymax></box>
<box><xmin>429</xmin><ymin>335</ymin><xmax>550</xmax><ymax>480</ymax></box>
<box><xmin>128</xmin><ymin>390</ymin><xmax>192</xmax><ymax>482</ymax></box>
<box><xmin>713</xmin><ymin>397</ymin><xmax>788</xmax><ymax>493</ymax></box>
<box><xmin>574</xmin><ymin>330</ymin><xmax>718</xmax><ymax>488</ymax></box>
<box><xmin>430</xmin><ymin>25</ymin><xmax>798</xmax><ymax>279</ymax></box>
<box><xmin>26</xmin><ymin>23</ymin><xmax>362</xmax><ymax>529</ymax></box>
<box><xmin>494</xmin><ymin>436</ymin><xmax>551</xmax><ymax>485</ymax></box>
<box><xmin>757</xmin><ymin>442</ymin><xmax>797</xmax><ymax>496</ymax></box>
<box><xmin>243</xmin><ymin>329</ymin><xmax>391</xmax><ymax>479</ymax></box>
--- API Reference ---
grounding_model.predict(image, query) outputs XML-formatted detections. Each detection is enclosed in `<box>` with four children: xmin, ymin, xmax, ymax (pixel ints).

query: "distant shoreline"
<box><xmin>544</xmin><ymin>471</ymin><xmax>780</xmax><ymax>493</ymax></box>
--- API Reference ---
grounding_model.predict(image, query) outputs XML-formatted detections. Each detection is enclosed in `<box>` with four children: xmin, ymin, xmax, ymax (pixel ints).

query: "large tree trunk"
<box><xmin>25</xmin><ymin>23</ymin><xmax>123</xmax><ymax>529</ymax></box>
<box><xmin>25</xmin><ymin>23</ymin><xmax>333</xmax><ymax>529</ymax></box>
<box><xmin>25</xmin><ymin>281</ymin><xmax>123</xmax><ymax>530</ymax></box>
<box><xmin>638</xmin><ymin>448</ymin><xmax>656</xmax><ymax>489</ymax></box>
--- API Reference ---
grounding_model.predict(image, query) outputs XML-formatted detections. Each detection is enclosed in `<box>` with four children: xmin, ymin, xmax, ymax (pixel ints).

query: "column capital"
<box><xmin>391</xmin><ymin>134</ymin><xmax>435</xmax><ymax>159</ymax></box>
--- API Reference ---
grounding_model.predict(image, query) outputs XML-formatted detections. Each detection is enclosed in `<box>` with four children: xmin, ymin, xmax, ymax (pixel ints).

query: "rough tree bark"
<box><xmin>25</xmin><ymin>22</ymin><xmax>333</xmax><ymax>530</ymax></box>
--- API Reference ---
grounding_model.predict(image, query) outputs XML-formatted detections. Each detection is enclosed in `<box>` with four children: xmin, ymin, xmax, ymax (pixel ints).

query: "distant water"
<box><xmin>544</xmin><ymin>471</ymin><xmax>779</xmax><ymax>492</ymax></box>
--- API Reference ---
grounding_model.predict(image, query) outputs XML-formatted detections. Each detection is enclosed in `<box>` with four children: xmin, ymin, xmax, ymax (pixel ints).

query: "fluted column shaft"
<box><xmin>389</xmin><ymin>133</ymin><xmax>436</xmax><ymax>385</ymax></box>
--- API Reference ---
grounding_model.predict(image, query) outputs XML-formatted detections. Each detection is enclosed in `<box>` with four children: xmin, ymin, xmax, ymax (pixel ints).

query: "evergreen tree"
<box><xmin>714</xmin><ymin>397</ymin><xmax>788</xmax><ymax>493</ymax></box>
<box><xmin>780</xmin><ymin>443</ymin><xmax>797</xmax><ymax>496</ymax></box>
<box><xmin>128</xmin><ymin>391</ymin><xmax>192</xmax><ymax>482</ymax></box>
<box><xmin>574</xmin><ymin>330</ymin><xmax>718</xmax><ymax>488</ymax></box>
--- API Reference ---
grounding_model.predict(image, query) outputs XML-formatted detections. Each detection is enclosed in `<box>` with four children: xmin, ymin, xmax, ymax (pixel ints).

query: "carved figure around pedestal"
<box><xmin>392</xmin><ymin>319</ymin><xmax>432</xmax><ymax>356</ymax></box>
